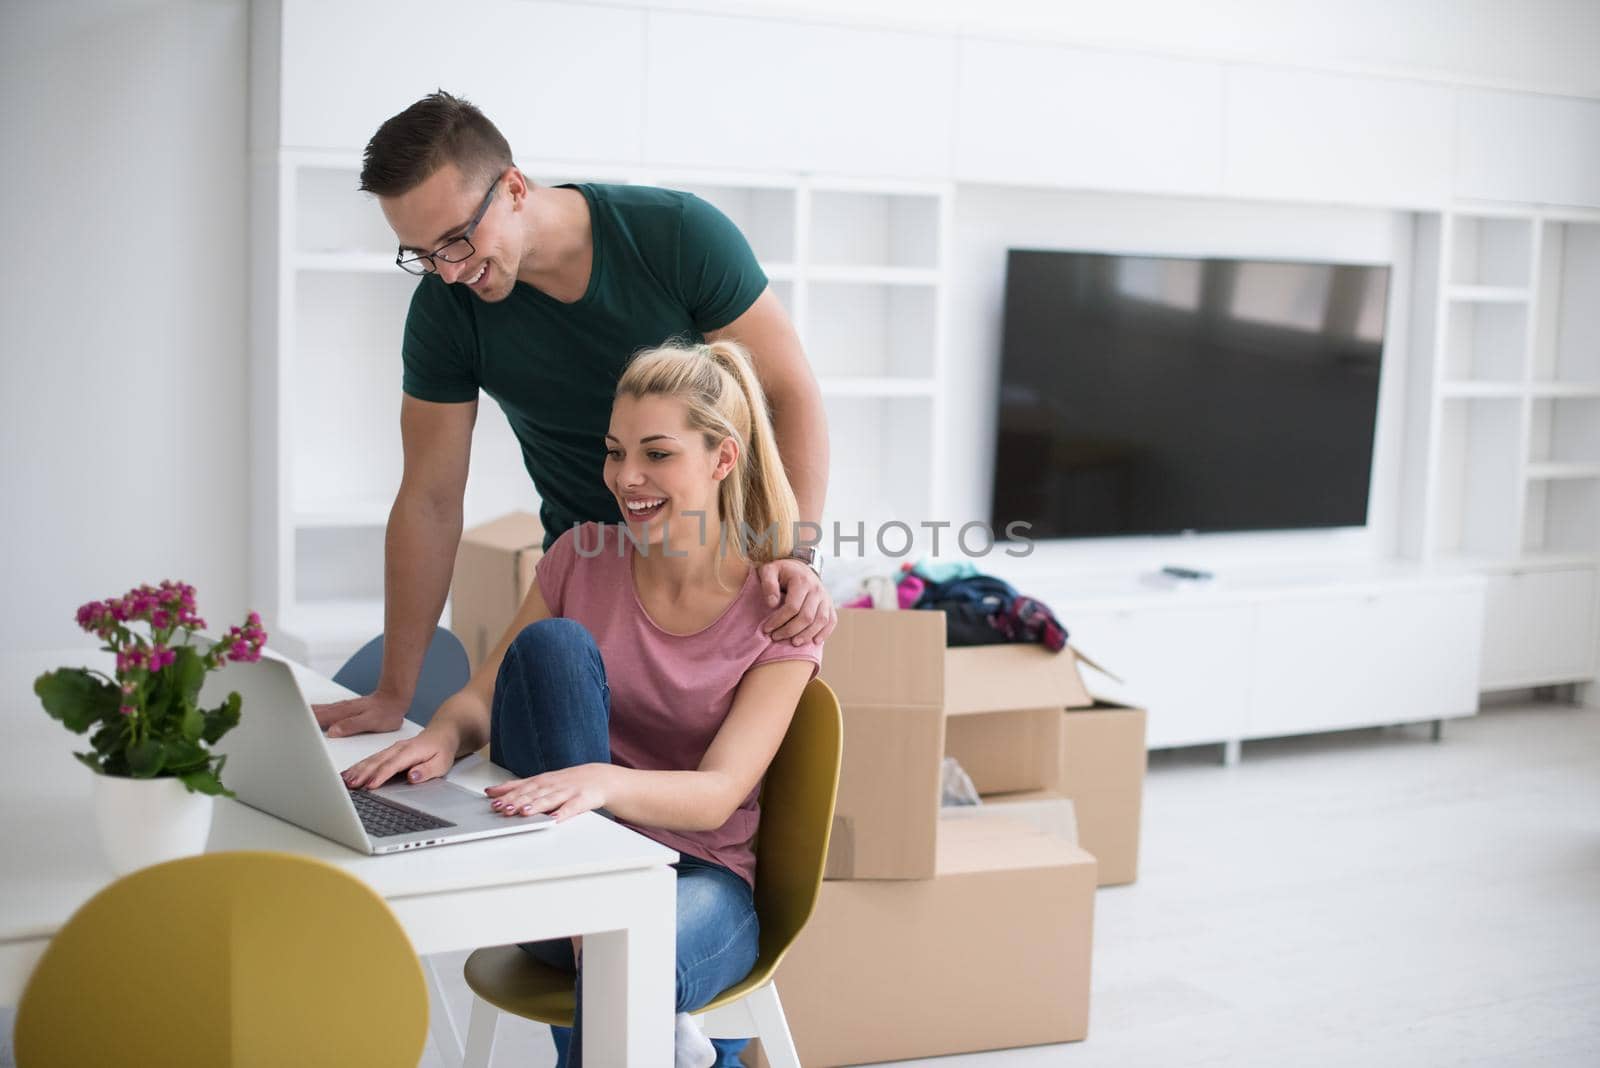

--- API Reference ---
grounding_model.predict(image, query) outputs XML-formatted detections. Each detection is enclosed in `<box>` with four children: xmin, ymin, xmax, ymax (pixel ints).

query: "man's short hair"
<box><xmin>359</xmin><ymin>90</ymin><xmax>513</xmax><ymax>197</ymax></box>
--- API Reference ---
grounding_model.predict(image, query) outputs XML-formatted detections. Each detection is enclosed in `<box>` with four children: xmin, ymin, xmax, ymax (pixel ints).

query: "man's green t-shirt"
<box><xmin>400</xmin><ymin>183</ymin><xmax>769</xmax><ymax>549</ymax></box>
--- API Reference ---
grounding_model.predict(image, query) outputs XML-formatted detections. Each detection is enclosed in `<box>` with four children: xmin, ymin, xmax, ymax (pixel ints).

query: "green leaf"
<box><xmin>35</xmin><ymin>669</ymin><xmax>119</xmax><ymax>733</ymax></box>
<box><xmin>144</xmin><ymin>673</ymin><xmax>176</xmax><ymax>728</ymax></box>
<box><xmin>178</xmin><ymin>766</ymin><xmax>234</xmax><ymax>798</ymax></box>
<box><xmin>179</xmin><ymin>702</ymin><xmax>204</xmax><ymax>742</ymax></box>
<box><xmin>162</xmin><ymin>739</ymin><xmax>210</xmax><ymax>775</ymax></box>
<box><xmin>89</xmin><ymin>720</ymin><xmax>130</xmax><ymax>763</ymax></box>
<box><xmin>73</xmin><ymin>751</ymin><xmax>105</xmax><ymax>773</ymax></box>
<box><xmin>201</xmin><ymin>691</ymin><xmax>242</xmax><ymax>745</ymax></box>
<box><xmin>126</xmin><ymin>739</ymin><xmax>165</xmax><ymax>778</ymax></box>
<box><xmin>173</xmin><ymin>645</ymin><xmax>206</xmax><ymax>710</ymax></box>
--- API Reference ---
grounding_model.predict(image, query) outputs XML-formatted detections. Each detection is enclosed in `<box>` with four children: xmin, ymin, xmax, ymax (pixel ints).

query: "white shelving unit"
<box><xmin>254</xmin><ymin>151</ymin><xmax>950</xmax><ymax>669</ymax></box>
<box><xmin>1409</xmin><ymin>206</ymin><xmax>1600</xmax><ymax>690</ymax></box>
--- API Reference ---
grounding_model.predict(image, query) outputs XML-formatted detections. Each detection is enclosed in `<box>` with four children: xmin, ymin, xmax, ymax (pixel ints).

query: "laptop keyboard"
<box><xmin>348</xmin><ymin>788</ymin><xmax>456</xmax><ymax>838</ymax></box>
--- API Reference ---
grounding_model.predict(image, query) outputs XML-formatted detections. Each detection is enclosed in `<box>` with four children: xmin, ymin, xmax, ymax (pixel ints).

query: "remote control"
<box><xmin>1160</xmin><ymin>565</ymin><xmax>1213</xmax><ymax>581</ymax></box>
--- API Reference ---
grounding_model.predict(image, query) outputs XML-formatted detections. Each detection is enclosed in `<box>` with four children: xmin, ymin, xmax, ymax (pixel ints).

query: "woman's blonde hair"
<box><xmin>615</xmin><ymin>338</ymin><xmax>800</xmax><ymax>571</ymax></box>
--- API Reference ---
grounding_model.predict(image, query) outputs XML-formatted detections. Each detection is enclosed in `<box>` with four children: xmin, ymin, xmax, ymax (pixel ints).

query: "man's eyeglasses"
<box><xmin>396</xmin><ymin>178</ymin><xmax>498</xmax><ymax>276</ymax></box>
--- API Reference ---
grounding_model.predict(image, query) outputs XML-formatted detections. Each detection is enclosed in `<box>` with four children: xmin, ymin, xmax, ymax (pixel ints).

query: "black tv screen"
<box><xmin>991</xmin><ymin>249</ymin><xmax>1390</xmax><ymax>539</ymax></box>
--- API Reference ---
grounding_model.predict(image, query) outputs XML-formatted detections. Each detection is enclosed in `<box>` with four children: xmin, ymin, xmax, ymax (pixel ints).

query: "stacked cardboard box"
<box><xmin>748</xmin><ymin>607</ymin><xmax>1146</xmax><ymax>1066</ymax></box>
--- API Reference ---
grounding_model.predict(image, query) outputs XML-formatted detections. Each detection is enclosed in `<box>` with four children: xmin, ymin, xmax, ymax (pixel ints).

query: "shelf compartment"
<box><xmin>803</xmin><ymin>282</ymin><xmax>936</xmax><ymax>380</ymax></box>
<box><xmin>809</xmin><ymin>190</ymin><xmax>940</xmax><ymax>270</ymax></box>
<box><xmin>289</xmin><ymin>272</ymin><xmax>414</xmax><ymax>518</ymax></box>
<box><xmin>1432</xmin><ymin>397</ymin><xmax>1524</xmax><ymax>560</ymax></box>
<box><xmin>1448</xmin><ymin>214</ymin><xmax>1533</xmax><ymax>288</ymax></box>
<box><xmin>1523</xmin><ymin>478</ymin><xmax>1600</xmax><ymax>557</ymax></box>
<box><xmin>671</xmin><ymin>183</ymin><xmax>797</xmax><ymax>265</ymax></box>
<box><xmin>1529</xmin><ymin>397</ymin><xmax>1600</xmax><ymax>465</ymax></box>
<box><xmin>294</xmin><ymin>165</ymin><xmax>397</xmax><ymax>258</ymax></box>
<box><xmin>820</xmin><ymin>395</ymin><xmax>935</xmax><ymax>539</ymax></box>
<box><xmin>1533</xmin><ymin>220</ymin><xmax>1600</xmax><ymax>384</ymax></box>
<box><xmin>1442</xmin><ymin>301</ymin><xmax>1528</xmax><ymax>382</ymax></box>
<box><xmin>294</xmin><ymin>527</ymin><xmax>385</xmax><ymax>604</ymax></box>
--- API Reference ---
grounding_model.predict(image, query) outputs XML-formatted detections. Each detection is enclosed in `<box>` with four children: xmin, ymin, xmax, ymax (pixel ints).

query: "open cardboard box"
<box><xmin>745</xmin><ymin>806</ymin><xmax>1097</xmax><ymax>1067</ymax></box>
<box><xmin>818</xmin><ymin>608</ymin><xmax>1116</xmax><ymax>880</ymax></box>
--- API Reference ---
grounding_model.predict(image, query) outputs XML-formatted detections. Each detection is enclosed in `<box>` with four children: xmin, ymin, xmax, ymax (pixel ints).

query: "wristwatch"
<box><xmin>790</xmin><ymin>546</ymin><xmax>825</xmax><ymax>577</ymax></box>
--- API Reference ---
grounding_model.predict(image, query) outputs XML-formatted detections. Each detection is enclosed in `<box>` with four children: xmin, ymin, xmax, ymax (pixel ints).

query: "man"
<box><xmin>315</xmin><ymin>90</ymin><xmax>835</xmax><ymax>740</ymax></box>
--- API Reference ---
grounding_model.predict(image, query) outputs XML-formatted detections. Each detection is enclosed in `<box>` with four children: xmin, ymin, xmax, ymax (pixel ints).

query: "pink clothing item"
<box><xmin>535</xmin><ymin>523</ymin><xmax>823</xmax><ymax>888</ymax></box>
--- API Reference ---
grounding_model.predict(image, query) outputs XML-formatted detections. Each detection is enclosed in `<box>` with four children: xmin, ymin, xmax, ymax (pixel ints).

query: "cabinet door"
<box><xmin>1457</xmin><ymin>90</ymin><xmax>1600</xmax><ymax>209</ymax></box>
<box><xmin>1248</xmin><ymin>594</ymin><xmax>1374</xmax><ymax>738</ymax></box>
<box><xmin>1223</xmin><ymin>68</ymin><xmax>1453</xmax><ymax>207</ymax></box>
<box><xmin>279</xmin><ymin>0</ymin><xmax>646</xmax><ymax>160</ymax></box>
<box><xmin>642</xmin><ymin>12</ymin><xmax>955</xmax><ymax>178</ymax></box>
<box><xmin>1065</xmin><ymin>605</ymin><xmax>1252</xmax><ymax>749</ymax></box>
<box><xmin>1480</xmin><ymin>569</ymin><xmax>1599</xmax><ymax>688</ymax></box>
<box><xmin>954</xmin><ymin>39</ymin><xmax>1224</xmax><ymax>196</ymax></box>
<box><xmin>1364</xmin><ymin>585</ymin><xmax>1484</xmax><ymax>723</ymax></box>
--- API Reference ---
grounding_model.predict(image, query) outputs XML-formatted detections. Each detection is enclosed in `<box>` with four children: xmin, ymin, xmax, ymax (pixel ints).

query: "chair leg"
<box><xmin>423</xmin><ymin>955</ymin><xmax>464</xmax><ymax>1068</ymax></box>
<box><xmin>462</xmin><ymin>996</ymin><xmax>501</xmax><ymax>1068</ymax></box>
<box><xmin>743</xmin><ymin>983</ymin><xmax>801</xmax><ymax>1068</ymax></box>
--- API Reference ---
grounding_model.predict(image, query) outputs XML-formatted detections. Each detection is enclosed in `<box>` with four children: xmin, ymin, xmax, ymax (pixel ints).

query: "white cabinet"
<box><xmin>1248</xmin><ymin>593</ymin><xmax>1375</xmax><ymax>738</ymax></box>
<box><xmin>276</xmin><ymin>0</ymin><xmax>646</xmax><ymax>160</ymax></box>
<box><xmin>1064</xmin><ymin>605</ymin><xmax>1252</xmax><ymax>749</ymax></box>
<box><xmin>1480</xmin><ymin>569</ymin><xmax>1599</xmax><ymax>689</ymax></box>
<box><xmin>642</xmin><ymin>12</ymin><xmax>955</xmax><ymax>179</ymax></box>
<box><xmin>1456</xmin><ymin>90</ymin><xmax>1600</xmax><ymax>208</ymax></box>
<box><xmin>954</xmin><ymin>39</ymin><xmax>1224</xmax><ymax>196</ymax></box>
<box><xmin>1222</xmin><ymin>68</ymin><xmax>1453</xmax><ymax>208</ymax></box>
<box><xmin>1247</xmin><ymin>583</ymin><xmax>1484</xmax><ymax>739</ymax></box>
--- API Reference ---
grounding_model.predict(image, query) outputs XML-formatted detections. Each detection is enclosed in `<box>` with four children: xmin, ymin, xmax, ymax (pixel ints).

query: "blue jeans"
<box><xmin>491</xmin><ymin>618</ymin><xmax>757</xmax><ymax>1068</ymax></box>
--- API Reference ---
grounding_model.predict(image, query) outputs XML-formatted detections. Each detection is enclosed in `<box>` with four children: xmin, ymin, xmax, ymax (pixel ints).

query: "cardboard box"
<box><xmin>819</xmin><ymin>608</ymin><xmax>1109</xmax><ymax>880</ymax></box>
<box><xmin>943</xmin><ymin>706</ymin><xmax>1064</xmax><ymax>796</ymax></box>
<box><xmin>746</xmin><ymin>808</ymin><xmax>1097</xmax><ymax>1067</ymax></box>
<box><xmin>449</xmin><ymin>512</ymin><xmax>545</xmax><ymax>670</ymax></box>
<box><xmin>1058</xmin><ymin>701</ymin><xmax>1147</xmax><ymax>886</ymax></box>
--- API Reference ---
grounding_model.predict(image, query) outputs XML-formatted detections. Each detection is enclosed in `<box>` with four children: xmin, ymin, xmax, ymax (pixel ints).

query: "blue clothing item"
<box><xmin>491</xmin><ymin>618</ymin><xmax>757</xmax><ymax>1067</ymax></box>
<box><xmin>910</xmin><ymin>558</ymin><xmax>979</xmax><ymax>584</ymax></box>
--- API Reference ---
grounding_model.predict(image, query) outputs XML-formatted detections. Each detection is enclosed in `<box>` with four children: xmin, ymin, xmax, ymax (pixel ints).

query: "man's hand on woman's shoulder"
<box><xmin>758</xmin><ymin>557</ymin><xmax>836</xmax><ymax>646</ymax></box>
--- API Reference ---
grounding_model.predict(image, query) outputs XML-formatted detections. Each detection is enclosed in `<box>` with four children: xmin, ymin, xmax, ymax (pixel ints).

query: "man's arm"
<box><xmin>707</xmin><ymin>287</ymin><xmax>836</xmax><ymax>644</ymax></box>
<box><xmin>314</xmin><ymin>394</ymin><xmax>476</xmax><ymax>736</ymax></box>
<box><xmin>707</xmin><ymin>287</ymin><xmax>829</xmax><ymax>527</ymax></box>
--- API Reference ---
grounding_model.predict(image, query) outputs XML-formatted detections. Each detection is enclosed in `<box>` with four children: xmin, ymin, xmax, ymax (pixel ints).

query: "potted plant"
<box><xmin>34</xmin><ymin>580</ymin><xmax>267</xmax><ymax>874</ymax></box>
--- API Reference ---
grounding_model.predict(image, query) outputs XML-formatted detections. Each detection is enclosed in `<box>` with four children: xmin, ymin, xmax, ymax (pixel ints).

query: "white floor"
<box><xmin>5</xmin><ymin>698</ymin><xmax>1597</xmax><ymax>1066</ymax></box>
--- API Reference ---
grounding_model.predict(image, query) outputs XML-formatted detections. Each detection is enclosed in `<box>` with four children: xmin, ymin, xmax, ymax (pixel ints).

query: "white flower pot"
<box><xmin>92</xmin><ymin>773</ymin><xmax>216</xmax><ymax>875</ymax></box>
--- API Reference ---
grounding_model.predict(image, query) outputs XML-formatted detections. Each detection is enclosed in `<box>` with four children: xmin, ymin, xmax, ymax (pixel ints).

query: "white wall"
<box><xmin>0</xmin><ymin>0</ymin><xmax>250</xmax><ymax>654</ymax></box>
<box><xmin>634</xmin><ymin>0</ymin><xmax>1600</xmax><ymax>100</ymax></box>
<box><xmin>944</xmin><ymin>184</ymin><xmax>1414</xmax><ymax>581</ymax></box>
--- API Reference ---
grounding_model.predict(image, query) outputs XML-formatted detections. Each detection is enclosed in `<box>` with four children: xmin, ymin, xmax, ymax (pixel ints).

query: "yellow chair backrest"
<box><xmin>15</xmin><ymin>850</ymin><xmax>428</xmax><ymax>1068</ymax></box>
<box><xmin>745</xmin><ymin>677</ymin><xmax>843</xmax><ymax>983</ymax></box>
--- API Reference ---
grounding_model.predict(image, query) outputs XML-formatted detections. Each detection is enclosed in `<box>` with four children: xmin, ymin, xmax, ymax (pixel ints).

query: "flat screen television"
<box><xmin>990</xmin><ymin>249</ymin><xmax>1390</xmax><ymax>540</ymax></box>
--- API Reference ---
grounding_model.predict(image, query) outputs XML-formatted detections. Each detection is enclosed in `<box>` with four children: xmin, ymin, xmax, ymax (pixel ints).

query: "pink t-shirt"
<box><xmin>534</xmin><ymin>523</ymin><xmax>823</xmax><ymax>888</ymax></box>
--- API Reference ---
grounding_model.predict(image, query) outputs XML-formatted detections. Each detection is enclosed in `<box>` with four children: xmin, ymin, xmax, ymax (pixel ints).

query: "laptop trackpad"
<box><xmin>375</xmin><ymin>777</ymin><xmax>551</xmax><ymax>825</ymax></box>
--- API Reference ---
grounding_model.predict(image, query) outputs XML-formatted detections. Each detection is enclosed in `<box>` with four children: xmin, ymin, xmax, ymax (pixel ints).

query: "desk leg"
<box><xmin>581</xmin><ymin>864</ymin><xmax>676</xmax><ymax>1066</ymax></box>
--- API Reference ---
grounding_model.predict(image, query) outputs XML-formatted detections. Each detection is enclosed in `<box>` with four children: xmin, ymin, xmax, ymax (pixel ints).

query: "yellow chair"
<box><xmin>461</xmin><ymin>677</ymin><xmax>843</xmax><ymax>1067</ymax></box>
<box><xmin>14</xmin><ymin>850</ymin><xmax>429</xmax><ymax>1068</ymax></box>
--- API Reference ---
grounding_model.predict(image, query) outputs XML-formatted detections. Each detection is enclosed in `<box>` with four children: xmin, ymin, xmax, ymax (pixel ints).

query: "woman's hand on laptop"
<box><xmin>340</xmin><ymin>725</ymin><xmax>461</xmax><ymax>791</ymax></box>
<box><xmin>484</xmin><ymin>764</ymin><xmax>613</xmax><ymax>823</ymax></box>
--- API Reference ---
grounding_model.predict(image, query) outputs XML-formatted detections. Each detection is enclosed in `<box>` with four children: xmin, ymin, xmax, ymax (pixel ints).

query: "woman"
<box><xmin>341</xmin><ymin>338</ymin><xmax>823</xmax><ymax>1067</ymax></box>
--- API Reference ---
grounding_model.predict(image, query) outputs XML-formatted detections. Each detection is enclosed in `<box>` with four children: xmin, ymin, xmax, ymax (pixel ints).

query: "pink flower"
<box><xmin>116</xmin><ymin>646</ymin><xmax>146</xmax><ymax>674</ymax></box>
<box><xmin>147</xmin><ymin>645</ymin><xmax>176</xmax><ymax>673</ymax></box>
<box><xmin>119</xmin><ymin>704</ymin><xmax>136</xmax><ymax>717</ymax></box>
<box><xmin>150</xmin><ymin>609</ymin><xmax>171</xmax><ymax>630</ymax></box>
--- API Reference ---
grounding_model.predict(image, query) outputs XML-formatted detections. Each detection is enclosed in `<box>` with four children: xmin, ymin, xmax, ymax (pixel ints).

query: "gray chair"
<box><xmin>332</xmin><ymin>626</ymin><xmax>471</xmax><ymax>727</ymax></box>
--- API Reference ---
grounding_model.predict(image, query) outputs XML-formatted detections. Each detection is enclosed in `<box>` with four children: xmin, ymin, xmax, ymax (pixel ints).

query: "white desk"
<box><xmin>0</xmin><ymin>649</ymin><xmax>679</xmax><ymax>1065</ymax></box>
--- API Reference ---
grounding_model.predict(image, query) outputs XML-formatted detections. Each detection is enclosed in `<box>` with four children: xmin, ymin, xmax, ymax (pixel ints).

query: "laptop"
<box><xmin>203</xmin><ymin>654</ymin><xmax>555</xmax><ymax>855</ymax></box>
